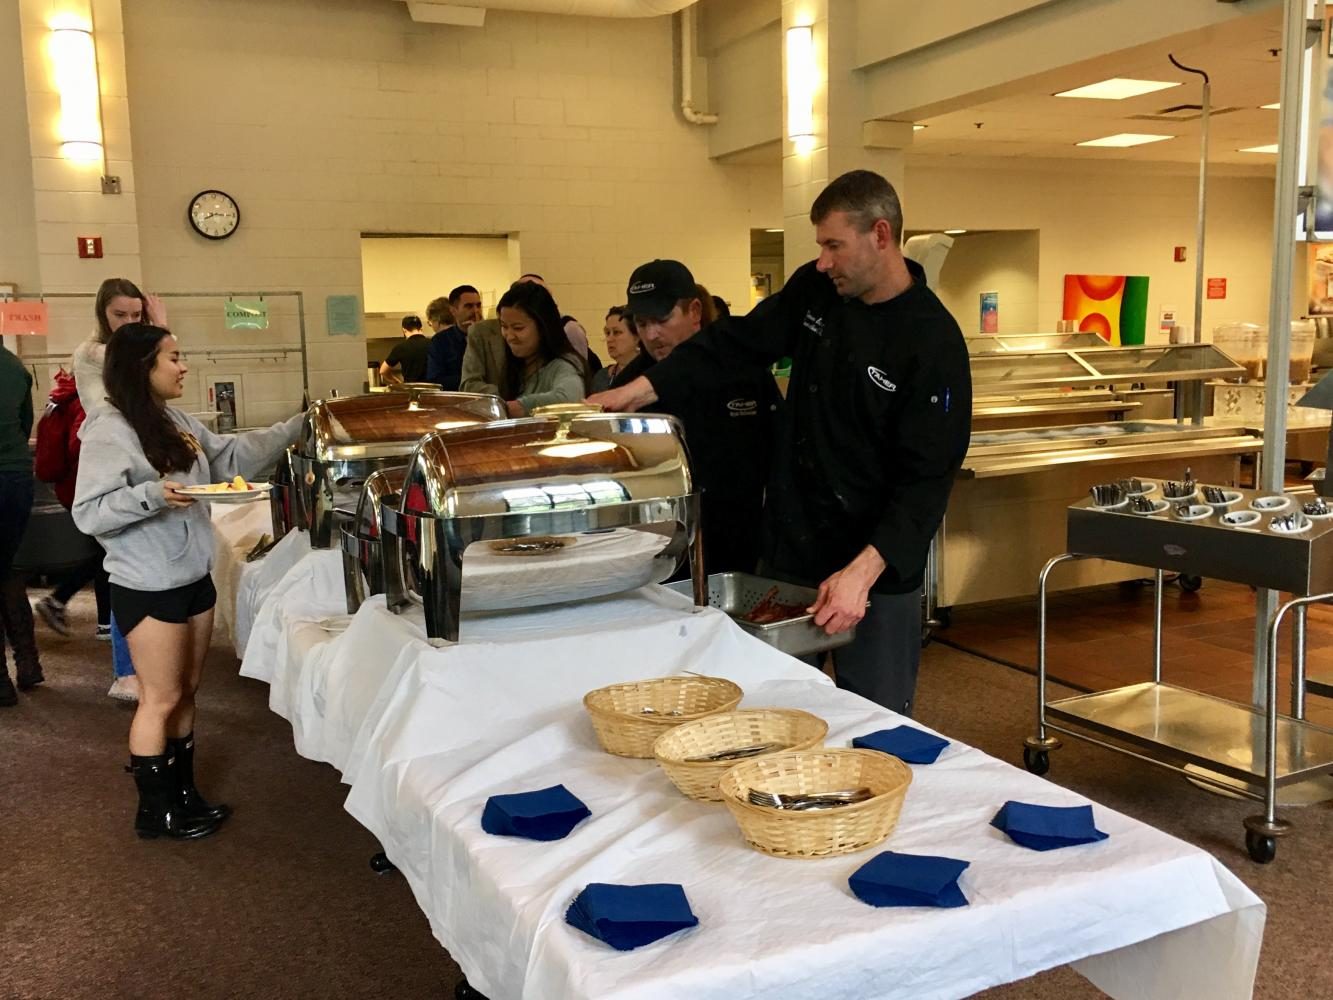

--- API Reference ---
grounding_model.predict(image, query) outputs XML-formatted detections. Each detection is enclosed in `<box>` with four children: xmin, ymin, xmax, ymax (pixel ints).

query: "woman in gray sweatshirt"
<box><xmin>73</xmin><ymin>322</ymin><xmax>301</xmax><ymax>840</ymax></box>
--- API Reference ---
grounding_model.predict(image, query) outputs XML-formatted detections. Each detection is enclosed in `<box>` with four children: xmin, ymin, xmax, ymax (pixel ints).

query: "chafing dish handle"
<box><xmin>689</xmin><ymin>499</ymin><xmax>707</xmax><ymax>608</ymax></box>
<box><xmin>379</xmin><ymin>504</ymin><xmax>415</xmax><ymax>615</ymax></box>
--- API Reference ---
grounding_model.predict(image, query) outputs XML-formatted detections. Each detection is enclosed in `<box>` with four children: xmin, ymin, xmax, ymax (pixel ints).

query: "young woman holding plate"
<box><xmin>73</xmin><ymin>323</ymin><xmax>302</xmax><ymax>840</ymax></box>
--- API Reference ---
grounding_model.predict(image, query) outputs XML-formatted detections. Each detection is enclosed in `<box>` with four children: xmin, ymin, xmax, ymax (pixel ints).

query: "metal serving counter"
<box><xmin>926</xmin><ymin>342</ymin><xmax>1251</xmax><ymax>619</ymax></box>
<box><xmin>1025</xmin><ymin>479</ymin><xmax>1333</xmax><ymax>863</ymax></box>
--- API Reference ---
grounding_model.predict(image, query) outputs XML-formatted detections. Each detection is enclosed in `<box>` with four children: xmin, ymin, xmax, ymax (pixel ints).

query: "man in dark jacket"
<box><xmin>0</xmin><ymin>342</ymin><xmax>41</xmax><ymax>703</ymax></box>
<box><xmin>623</xmin><ymin>259</ymin><xmax>780</xmax><ymax>575</ymax></box>
<box><xmin>591</xmin><ymin>171</ymin><xmax>972</xmax><ymax>714</ymax></box>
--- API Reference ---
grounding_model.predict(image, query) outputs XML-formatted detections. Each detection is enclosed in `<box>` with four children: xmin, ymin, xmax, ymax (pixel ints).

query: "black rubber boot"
<box><xmin>129</xmin><ymin>753</ymin><xmax>220</xmax><ymax>840</ymax></box>
<box><xmin>0</xmin><ymin>670</ymin><xmax>16</xmax><ymax>708</ymax></box>
<box><xmin>0</xmin><ymin>577</ymin><xmax>43</xmax><ymax>690</ymax></box>
<box><xmin>166</xmin><ymin>734</ymin><xmax>232</xmax><ymax>824</ymax></box>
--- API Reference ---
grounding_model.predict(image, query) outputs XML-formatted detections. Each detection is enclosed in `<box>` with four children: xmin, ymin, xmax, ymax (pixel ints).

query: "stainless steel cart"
<box><xmin>1025</xmin><ymin>477</ymin><xmax>1333</xmax><ymax>863</ymax></box>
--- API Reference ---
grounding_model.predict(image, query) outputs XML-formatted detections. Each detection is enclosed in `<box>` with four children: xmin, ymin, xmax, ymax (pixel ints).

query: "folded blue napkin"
<box><xmin>565</xmin><ymin>883</ymin><xmax>699</xmax><ymax>951</ymax></box>
<box><xmin>990</xmin><ymin>800</ymin><xmax>1108</xmax><ymax>851</ymax></box>
<box><xmin>852</xmin><ymin>725</ymin><xmax>950</xmax><ymax>764</ymax></box>
<box><xmin>481</xmin><ymin>784</ymin><xmax>590</xmax><ymax>841</ymax></box>
<box><xmin>849</xmin><ymin>851</ymin><xmax>970</xmax><ymax>908</ymax></box>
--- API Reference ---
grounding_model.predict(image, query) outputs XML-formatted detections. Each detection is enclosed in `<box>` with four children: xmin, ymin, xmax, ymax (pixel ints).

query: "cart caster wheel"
<box><xmin>1022</xmin><ymin>748</ymin><xmax>1050</xmax><ymax>776</ymax></box>
<box><xmin>1245</xmin><ymin>830</ymin><xmax>1277</xmax><ymax>864</ymax></box>
<box><xmin>1178</xmin><ymin>574</ymin><xmax>1203</xmax><ymax>593</ymax></box>
<box><xmin>455</xmin><ymin>981</ymin><xmax>489</xmax><ymax>1000</ymax></box>
<box><xmin>369</xmin><ymin>851</ymin><xmax>397</xmax><ymax>874</ymax></box>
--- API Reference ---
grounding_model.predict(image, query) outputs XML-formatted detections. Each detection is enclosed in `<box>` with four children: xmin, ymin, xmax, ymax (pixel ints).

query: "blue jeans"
<box><xmin>110</xmin><ymin>613</ymin><xmax>135</xmax><ymax>678</ymax></box>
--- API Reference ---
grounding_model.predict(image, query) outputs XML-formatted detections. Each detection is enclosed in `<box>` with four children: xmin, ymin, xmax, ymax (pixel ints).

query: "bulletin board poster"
<box><xmin>979</xmin><ymin>291</ymin><xmax>999</xmax><ymax>333</ymax></box>
<box><xmin>326</xmin><ymin>295</ymin><xmax>360</xmax><ymax>336</ymax></box>
<box><xmin>1061</xmin><ymin>274</ymin><xmax>1149</xmax><ymax>345</ymax></box>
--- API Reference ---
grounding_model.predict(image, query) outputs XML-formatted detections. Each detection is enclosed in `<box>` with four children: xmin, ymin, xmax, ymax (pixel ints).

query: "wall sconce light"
<box><xmin>49</xmin><ymin>21</ymin><xmax>104</xmax><ymax>164</ymax></box>
<box><xmin>786</xmin><ymin>25</ymin><xmax>816</xmax><ymax>152</ymax></box>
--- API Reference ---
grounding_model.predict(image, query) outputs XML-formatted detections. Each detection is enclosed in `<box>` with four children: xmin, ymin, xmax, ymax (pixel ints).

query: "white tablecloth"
<box><xmin>234</xmin><ymin>571</ymin><xmax>1265</xmax><ymax>1000</ymax></box>
<box><xmin>209</xmin><ymin>500</ymin><xmax>272</xmax><ymax>649</ymax></box>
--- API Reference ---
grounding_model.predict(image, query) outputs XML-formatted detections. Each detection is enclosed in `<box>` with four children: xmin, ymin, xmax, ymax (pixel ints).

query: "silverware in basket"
<box><xmin>686</xmin><ymin>742</ymin><xmax>788</xmax><ymax>763</ymax></box>
<box><xmin>1089</xmin><ymin>483</ymin><xmax>1125</xmax><ymax>507</ymax></box>
<box><xmin>1203</xmin><ymin>486</ymin><xmax>1227</xmax><ymax>504</ymax></box>
<box><xmin>639</xmin><ymin>707</ymin><xmax>683</xmax><ymax>717</ymax></box>
<box><xmin>1129</xmin><ymin>494</ymin><xmax>1157</xmax><ymax>513</ymax></box>
<box><xmin>1304</xmin><ymin>497</ymin><xmax>1330</xmax><ymax>516</ymax></box>
<box><xmin>745</xmin><ymin>786</ymin><xmax>874</xmax><ymax>810</ymax></box>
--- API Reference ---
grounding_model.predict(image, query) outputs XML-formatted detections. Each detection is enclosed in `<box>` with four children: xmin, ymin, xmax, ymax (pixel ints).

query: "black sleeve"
<box><xmin>868</xmin><ymin>325</ymin><xmax>972</xmax><ymax>586</ymax></box>
<box><xmin>385</xmin><ymin>340</ymin><xmax>407</xmax><ymax>366</ymax></box>
<box><xmin>645</xmin><ymin>262</ymin><xmax>820</xmax><ymax>409</ymax></box>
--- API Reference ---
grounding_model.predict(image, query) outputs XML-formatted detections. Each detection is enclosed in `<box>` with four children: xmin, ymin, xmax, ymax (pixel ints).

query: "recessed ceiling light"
<box><xmin>1239</xmin><ymin>144</ymin><xmax>1279</xmax><ymax>154</ymax></box>
<box><xmin>944</xmin><ymin>229</ymin><xmax>967</xmax><ymax>235</ymax></box>
<box><xmin>1055</xmin><ymin>78</ymin><xmax>1183</xmax><ymax>100</ymax></box>
<box><xmin>1076</xmin><ymin>133</ymin><xmax>1174</xmax><ymax>148</ymax></box>
<box><xmin>1261</xmin><ymin>102</ymin><xmax>1280</xmax><ymax>110</ymax></box>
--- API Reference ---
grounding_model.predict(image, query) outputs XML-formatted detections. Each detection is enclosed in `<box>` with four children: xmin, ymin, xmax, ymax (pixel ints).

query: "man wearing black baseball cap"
<box><xmin>591</xmin><ymin>171</ymin><xmax>972</xmax><ymax>716</ymax></box>
<box><xmin>616</xmin><ymin>258</ymin><xmax>780</xmax><ymax>576</ymax></box>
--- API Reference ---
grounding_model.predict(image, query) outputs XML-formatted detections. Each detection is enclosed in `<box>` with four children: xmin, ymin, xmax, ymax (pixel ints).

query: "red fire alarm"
<box><xmin>77</xmin><ymin>236</ymin><xmax>103</xmax><ymax>259</ymax></box>
<box><xmin>1174</xmin><ymin>246</ymin><xmax>1187</xmax><ymax>262</ymax></box>
<box><xmin>1207</xmin><ymin>277</ymin><xmax>1227</xmax><ymax>299</ymax></box>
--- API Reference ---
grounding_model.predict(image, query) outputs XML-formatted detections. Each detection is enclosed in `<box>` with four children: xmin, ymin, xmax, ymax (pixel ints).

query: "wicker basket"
<box><xmin>653</xmin><ymin>709</ymin><xmax>828</xmax><ymax>802</ymax></box>
<box><xmin>718</xmin><ymin>749</ymin><xmax>912</xmax><ymax>859</ymax></box>
<box><xmin>583</xmin><ymin>676</ymin><xmax>743</xmax><ymax>758</ymax></box>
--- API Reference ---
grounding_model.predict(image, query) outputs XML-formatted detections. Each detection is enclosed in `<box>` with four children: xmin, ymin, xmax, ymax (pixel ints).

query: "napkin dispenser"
<box><xmin>381</xmin><ymin>410</ymin><xmax>706</xmax><ymax>644</ymax></box>
<box><xmin>340</xmin><ymin>465</ymin><xmax>408</xmax><ymax>614</ymax></box>
<box><xmin>281</xmin><ymin>387</ymin><xmax>506</xmax><ymax>548</ymax></box>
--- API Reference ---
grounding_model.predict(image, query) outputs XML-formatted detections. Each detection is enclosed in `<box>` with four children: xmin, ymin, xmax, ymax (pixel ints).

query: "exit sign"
<box><xmin>1207</xmin><ymin>277</ymin><xmax>1227</xmax><ymax>299</ymax></box>
<box><xmin>77</xmin><ymin>236</ymin><xmax>103</xmax><ymax>258</ymax></box>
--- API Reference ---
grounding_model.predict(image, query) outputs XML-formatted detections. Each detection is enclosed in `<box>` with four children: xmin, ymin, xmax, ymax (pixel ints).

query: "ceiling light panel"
<box><xmin>1239</xmin><ymin>144</ymin><xmax>1279</xmax><ymax>153</ymax></box>
<box><xmin>1076</xmin><ymin>133</ymin><xmax>1174</xmax><ymax>148</ymax></box>
<box><xmin>1055</xmin><ymin>78</ymin><xmax>1183</xmax><ymax>100</ymax></box>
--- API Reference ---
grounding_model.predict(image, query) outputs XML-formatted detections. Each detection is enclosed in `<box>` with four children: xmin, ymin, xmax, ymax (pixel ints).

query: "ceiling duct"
<box><xmin>396</xmin><ymin>0</ymin><xmax>694</xmax><ymax>25</ymax></box>
<box><xmin>1130</xmin><ymin>104</ymin><xmax>1241</xmax><ymax>122</ymax></box>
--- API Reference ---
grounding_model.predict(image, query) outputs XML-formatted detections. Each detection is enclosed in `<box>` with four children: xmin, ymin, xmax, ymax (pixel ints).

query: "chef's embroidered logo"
<box><xmin>629</xmin><ymin>281</ymin><xmax>655</xmax><ymax>294</ymax></box>
<box><xmin>802</xmin><ymin>311</ymin><xmax>824</xmax><ymax>336</ymax></box>
<box><xmin>867</xmin><ymin>367</ymin><xmax>896</xmax><ymax>392</ymax></box>
<box><xmin>726</xmin><ymin>398</ymin><xmax>758</xmax><ymax>416</ymax></box>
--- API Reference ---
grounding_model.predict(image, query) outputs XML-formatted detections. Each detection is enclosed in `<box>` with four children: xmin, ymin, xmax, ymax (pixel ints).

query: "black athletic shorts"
<box><xmin>110</xmin><ymin>575</ymin><xmax>217</xmax><ymax>636</ymax></box>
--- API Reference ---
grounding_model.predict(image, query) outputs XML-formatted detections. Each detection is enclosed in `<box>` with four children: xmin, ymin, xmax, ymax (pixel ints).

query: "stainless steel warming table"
<box><xmin>380</xmin><ymin>409</ymin><xmax>704</xmax><ymax>644</ymax></box>
<box><xmin>271</xmin><ymin>387</ymin><xmax>506</xmax><ymax>548</ymax></box>
<box><xmin>1025</xmin><ymin>478</ymin><xmax>1333</xmax><ymax>863</ymax></box>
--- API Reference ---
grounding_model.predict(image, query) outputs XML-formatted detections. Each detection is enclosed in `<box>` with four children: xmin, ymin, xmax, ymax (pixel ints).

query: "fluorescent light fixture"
<box><xmin>1261</xmin><ymin>102</ymin><xmax>1280</xmax><ymax>110</ymax></box>
<box><xmin>1055</xmin><ymin>78</ymin><xmax>1182</xmax><ymax>100</ymax></box>
<box><xmin>1076</xmin><ymin>133</ymin><xmax>1173</xmax><ymax>148</ymax></box>
<box><xmin>49</xmin><ymin>25</ymin><xmax>103</xmax><ymax>162</ymax></box>
<box><xmin>1239</xmin><ymin>144</ymin><xmax>1280</xmax><ymax>154</ymax></box>
<box><xmin>944</xmin><ymin>229</ymin><xmax>967</xmax><ymax>235</ymax></box>
<box><xmin>913</xmin><ymin>124</ymin><xmax>927</xmax><ymax>131</ymax></box>
<box><xmin>764</xmin><ymin>228</ymin><xmax>783</xmax><ymax>233</ymax></box>
<box><xmin>785</xmin><ymin>25</ymin><xmax>816</xmax><ymax>145</ymax></box>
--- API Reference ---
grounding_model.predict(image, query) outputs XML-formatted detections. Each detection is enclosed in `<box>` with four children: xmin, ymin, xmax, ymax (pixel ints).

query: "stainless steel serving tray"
<box><xmin>970</xmin><ymin>343</ymin><xmax>1243</xmax><ymax>393</ymax></box>
<box><xmin>668</xmin><ymin>572</ymin><xmax>860</xmax><ymax>657</ymax></box>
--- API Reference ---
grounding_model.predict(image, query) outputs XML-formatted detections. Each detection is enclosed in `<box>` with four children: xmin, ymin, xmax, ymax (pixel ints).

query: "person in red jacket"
<box><xmin>33</xmin><ymin>370</ymin><xmax>111</xmax><ymax>641</ymax></box>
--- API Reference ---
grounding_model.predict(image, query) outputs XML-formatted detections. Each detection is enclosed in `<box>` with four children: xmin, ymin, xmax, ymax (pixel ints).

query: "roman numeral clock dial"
<box><xmin>188</xmin><ymin>189</ymin><xmax>240</xmax><ymax>240</ymax></box>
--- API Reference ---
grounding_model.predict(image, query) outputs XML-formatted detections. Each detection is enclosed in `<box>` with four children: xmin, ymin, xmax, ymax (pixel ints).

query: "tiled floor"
<box><xmin>941</xmin><ymin>578</ymin><xmax>1333</xmax><ymax>729</ymax></box>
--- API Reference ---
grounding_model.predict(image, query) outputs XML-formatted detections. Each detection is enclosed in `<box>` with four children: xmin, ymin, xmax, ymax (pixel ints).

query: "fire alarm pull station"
<box><xmin>77</xmin><ymin>236</ymin><xmax>103</xmax><ymax>258</ymax></box>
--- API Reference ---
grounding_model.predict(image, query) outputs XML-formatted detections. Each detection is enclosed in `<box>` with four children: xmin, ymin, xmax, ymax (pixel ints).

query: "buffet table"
<box><xmin>223</xmin><ymin>514</ymin><xmax>1265</xmax><ymax>1000</ymax></box>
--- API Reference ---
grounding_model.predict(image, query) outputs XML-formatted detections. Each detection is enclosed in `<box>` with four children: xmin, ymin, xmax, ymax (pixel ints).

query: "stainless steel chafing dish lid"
<box><xmin>400</xmin><ymin>412</ymin><xmax>693</xmax><ymax>520</ymax></box>
<box><xmin>352</xmin><ymin>466</ymin><xmax>407</xmax><ymax>539</ymax></box>
<box><xmin>300</xmin><ymin>389</ymin><xmax>506</xmax><ymax>462</ymax></box>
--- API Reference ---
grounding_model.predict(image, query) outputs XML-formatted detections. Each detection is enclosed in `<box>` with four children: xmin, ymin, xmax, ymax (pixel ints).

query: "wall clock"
<box><xmin>188</xmin><ymin>189</ymin><xmax>240</xmax><ymax>240</ymax></box>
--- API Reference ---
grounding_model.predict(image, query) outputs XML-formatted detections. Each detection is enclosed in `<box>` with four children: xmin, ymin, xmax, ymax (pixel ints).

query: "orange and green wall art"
<box><xmin>1062</xmin><ymin>274</ymin><xmax>1150</xmax><ymax>345</ymax></box>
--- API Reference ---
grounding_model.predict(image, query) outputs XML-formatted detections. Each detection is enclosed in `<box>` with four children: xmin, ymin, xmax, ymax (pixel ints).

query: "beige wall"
<box><xmin>116</xmin><ymin>0</ymin><xmax>776</xmax><ymax>397</ymax></box>
<box><xmin>0</xmin><ymin>1</ymin><xmax>40</xmax><ymax>300</ymax></box>
<box><xmin>934</xmin><ymin>230</ymin><xmax>1040</xmax><ymax>336</ymax></box>
<box><xmin>906</xmin><ymin>158</ymin><xmax>1275</xmax><ymax>341</ymax></box>
<box><xmin>359</xmin><ymin>235</ymin><xmax>515</xmax><ymax>321</ymax></box>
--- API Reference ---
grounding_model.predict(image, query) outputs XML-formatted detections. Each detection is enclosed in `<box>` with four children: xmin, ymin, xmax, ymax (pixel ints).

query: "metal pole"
<box><xmin>1253</xmin><ymin>0</ymin><xmax>1312</xmax><ymax>706</ymax></box>
<box><xmin>1169</xmin><ymin>54</ymin><xmax>1210</xmax><ymax>425</ymax></box>
<box><xmin>1152</xmin><ymin>568</ymin><xmax>1164</xmax><ymax>683</ymax></box>
<box><xmin>1292</xmin><ymin>604</ymin><xmax>1308</xmax><ymax>719</ymax></box>
<box><xmin>296</xmin><ymin>290</ymin><xmax>309</xmax><ymax>395</ymax></box>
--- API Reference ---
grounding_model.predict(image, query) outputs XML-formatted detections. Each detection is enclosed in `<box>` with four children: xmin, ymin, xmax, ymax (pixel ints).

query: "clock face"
<box><xmin>188</xmin><ymin>189</ymin><xmax>240</xmax><ymax>240</ymax></box>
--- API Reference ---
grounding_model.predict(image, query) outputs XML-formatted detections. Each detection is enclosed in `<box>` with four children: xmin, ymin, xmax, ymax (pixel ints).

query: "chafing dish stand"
<box><xmin>1024</xmin><ymin>479</ymin><xmax>1333</xmax><ymax>863</ymax></box>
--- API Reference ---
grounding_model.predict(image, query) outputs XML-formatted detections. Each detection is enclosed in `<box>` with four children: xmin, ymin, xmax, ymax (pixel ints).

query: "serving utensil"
<box><xmin>745</xmin><ymin>786</ymin><xmax>874</xmax><ymax>810</ymax></box>
<box><xmin>1304</xmin><ymin>497</ymin><xmax>1331</xmax><ymax>516</ymax></box>
<box><xmin>685</xmin><ymin>741</ymin><xmax>788</xmax><ymax>763</ymax></box>
<box><xmin>1089</xmin><ymin>483</ymin><xmax>1125</xmax><ymax>508</ymax></box>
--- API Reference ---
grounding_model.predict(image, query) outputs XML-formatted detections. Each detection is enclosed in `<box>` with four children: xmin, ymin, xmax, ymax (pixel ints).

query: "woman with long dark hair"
<box><xmin>497</xmin><ymin>281</ymin><xmax>587</xmax><ymax>417</ymax></box>
<box><xmin>73</xmin><ymin>323</ymin><xmax>301</xmax><ymax>840</ymax></box>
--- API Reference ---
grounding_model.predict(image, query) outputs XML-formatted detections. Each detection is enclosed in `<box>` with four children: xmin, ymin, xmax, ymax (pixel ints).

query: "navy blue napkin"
<box><xmin>565</xmin><ymin>883</ymin><xmax>699</xmax><ymax>951</ymax></box>
<box><xmin>481</xmin><ymin>784</ymin><xmax>590</xmax><ymax>841</ymax></box>
<box><xmin>990</xmin><ymin>800</ymin><xmax>1108</xmax><ymax>851</ymax></box>
<box><xmin>852</xmin><ymin>725</ymin><xmax>950</xmax><ymax>764</ymax></box>
<box><xmin>849</xmin><ymin>851</ymin><xmax>970</xmax><ymax>908</ymax></box>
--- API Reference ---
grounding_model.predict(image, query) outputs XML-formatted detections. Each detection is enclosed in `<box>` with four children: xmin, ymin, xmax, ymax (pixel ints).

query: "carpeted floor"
<box><xmin>1</xmin><ymin>588</ymin><xmax>1329</xmax><ymax>1000</ymax></box>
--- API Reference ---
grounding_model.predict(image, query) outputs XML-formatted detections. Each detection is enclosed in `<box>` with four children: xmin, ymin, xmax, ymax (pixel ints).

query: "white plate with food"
<box><xmin>174</xmin><ymin>477</ymin><xmax>272</xmax><ymax>504</ymax></box>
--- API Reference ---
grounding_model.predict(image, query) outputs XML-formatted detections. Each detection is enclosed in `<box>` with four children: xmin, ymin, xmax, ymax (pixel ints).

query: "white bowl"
<box><xmin>1250</xmin><ymin>495</ymin><xmax>1292</xmax><ymax>513</ymax></box>
<box><xmin>1130</xmin><ymin>498</ymin><xmax>1170</xmax><ymax>516</ymax></box>
<box><xmin>1221</xmin><ymin>510</ymin><xmax>1262</xmax><ymax>528</ymax></box>
<box><xmin>1172</xmin><ymin>504</ymin><xmax>1212</xmax><ymax>522</ymax></box>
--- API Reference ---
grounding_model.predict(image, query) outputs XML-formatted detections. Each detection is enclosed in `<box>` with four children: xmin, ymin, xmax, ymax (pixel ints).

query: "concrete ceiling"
<box><xmin>901</xmin><ymin>6</ymin><xmax>1285</xmax><ymax>170</ymax></box>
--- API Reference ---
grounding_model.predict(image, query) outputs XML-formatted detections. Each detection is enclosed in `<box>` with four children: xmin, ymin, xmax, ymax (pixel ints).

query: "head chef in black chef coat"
<box><xmin>590</xmin><ymin>170</ymin><xmax>972</xmax><ymax>715</ymax></box>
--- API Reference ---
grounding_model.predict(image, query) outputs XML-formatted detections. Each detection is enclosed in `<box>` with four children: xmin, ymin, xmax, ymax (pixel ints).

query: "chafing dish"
<box><xmin>340</xmin><ymin>466</ymin><xmax>407</xmax><ymax>614</ymax></box>
<box><xmin>381</xmin><ymin>410</ymin><xmax>703</xmax><ymax>644</ymax></box>
<box><xmin>268</xmin><ymin>446</ymin><xmax>298</xmax><ymax>543</ymax></box>
<box><xmin>279</xmin><ymin>387</ymin><xmax>506</xmax><ymax>547</ymax></box>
